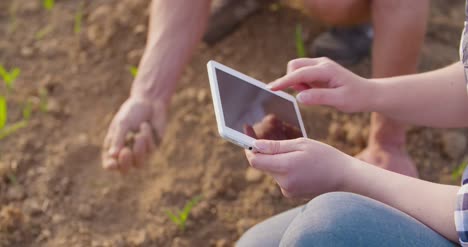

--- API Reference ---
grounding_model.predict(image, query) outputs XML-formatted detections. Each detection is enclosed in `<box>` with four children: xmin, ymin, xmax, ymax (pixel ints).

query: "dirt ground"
<box><xmin>0</xmin><ymin>0</ymin><xmax>467</xmax><ymax>246</ymax></box>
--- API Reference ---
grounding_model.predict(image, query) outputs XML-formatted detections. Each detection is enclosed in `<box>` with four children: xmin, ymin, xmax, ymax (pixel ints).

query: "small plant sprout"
<box><xmin>129</xmin><ymin>66</ymin><xmax>138</xmax><ymax>78</ymax></box>
<box><xmin>8</xmin><ymin>2</ymin><xmax>19</xmax><ymax>34</ymax></box>
<box><xmin>39</xmin><ymin>88</ymin><xmax>49</xmax><ymax>112</ymax></box>
<box><xmin>74</xmin><ymin>2</ymin><xmax>84</xmax><ymax>35</ymax></box>
<box><xmin>35</xmin><ymin>25</ymin><xmax>54</xmax><ymax>40</ymax></box>
<box><xmin>43</xmin><ymin>0</ymin><xmax>55</xmax><ymax>11</ymax></box>
<box><xmin>0</xmin><ymin>96</ymin><xmax>7</xmax><ymax>130</ymax></box>
<box><xmin>22</xmin><ymin>99</ymin><xmax>33</xmax><ymax>121</ymax></box>
<box><xmin>0</xmin><ymin>65</ymin><xmax>20</xmax><ymax>91</ymax></box>
<box><xmin>7</xmin><ymin>173</ymin><xmax>17</xmax><ymax>184</ymax></box>
<box><xmin>452</xmin><ymin>161</ymin><xmax>468</xmax><ymax>182</ymax></box>
<box><xmin>0</xmin><ymin>98</ymin><xmax>32</xmax><ymax>140</ymax></box>
<box><xmin>295</xmin><ymin>24</ymin><xmax>306</xmax><ymax>58</ymax></box>
<box><xmin>165</xmin><ymin>195</ymin><xmax>202</xmax><ymax>231</ymax></box>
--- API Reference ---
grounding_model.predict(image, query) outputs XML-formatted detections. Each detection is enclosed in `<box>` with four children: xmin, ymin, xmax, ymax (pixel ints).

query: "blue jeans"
<box><xmin>237</xmin><ymin>192</ymin><xmax>455</xmax><ymax>247</ymax></box>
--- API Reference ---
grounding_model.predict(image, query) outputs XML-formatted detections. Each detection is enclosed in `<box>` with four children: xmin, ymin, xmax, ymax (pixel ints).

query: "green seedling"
<box><xmin>0</xmin><ymin>65</ymin><xmax>20</xmax><ymax>91</ymax></box>
<box><xmin>452</xmin><ymin>161</ymin><xmax>468</xmax><ymax>182</ymax></box>
<box><xmin>0</xmin><ymin>98</ymin><xmax>32</xmax><ymax>140</ymax></box>
<box><xmin>39</xmin><ymin>88</ymin><xmax>49</xmax><ymax>112</ymax></box>
<box><xmin>22</xmin><ymin>99</ymin><xmax>32</xmax><ymax>121</ymax></box>
<box><xmin>43</xmin><ymin>0</ymin><xmax>55</xmax><ymax>11</ymax></box>
<box><xmin>129</xmin><ymin>66</ymin><xmax>138</xmax><ymax>78</ymax></box>
<box><xmin>35</xmin><ymin>25</ymin><xmax>54</xmax><ymax>40</ymax></box>
<box><xmin>0</xmin><ymin>96</ymin><xmax>6</xmax><ymax>130</ymax></box>
<box><xmin>165</xmin><ymin>195</ymin><xmax>201</xmax><ymax>231</ymax></box>
<box><xmin>7</xmin><ymin>173</ymin><xmax>17</xmax><ymax>184</ymax></box>
<box><xmin>74</xmin><ymin>2</ymin><xmax>84</xmax><ymax>34</ymax></box>
<box><xmin>0</xmin><ymin>121</ymin><xmax>28</xmax><ymax>140</ymax></box>
<box><xmin>8</xmin><ymin>2</ymin><xmax>19</xmax><ymax>34</ymax></box>
<box><xmin>295</xmin><ymin>24</ymin><xmax>306</xmax><ymax>58</ymax></box>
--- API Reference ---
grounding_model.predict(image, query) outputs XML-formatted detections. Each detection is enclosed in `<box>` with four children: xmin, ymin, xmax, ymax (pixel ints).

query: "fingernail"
<box><xmin>104</xmin><ymin>159</ymin><xmax>117</xmax><ymax>169</ymax></box>
<box><xmin>266</xmin><ymin>81</ymin><xmax>277</xmax><ymax>89</ymax></box>
<box><xmin>296</xmin><ymin>92</ymin><xmax>306</xmax><ymax>103</ymax></box>
<box><xmin>253</xmin><ymin>140</ymin><xmax>268</xmax><ymax>153</ymax></box>
<box><xmin>108</xmin><ymin>147</ymin><xmax>118</xmax><ymax>156</ymax></box>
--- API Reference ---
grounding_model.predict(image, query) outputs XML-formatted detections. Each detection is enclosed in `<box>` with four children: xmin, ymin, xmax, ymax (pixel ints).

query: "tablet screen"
<box><xmin>216</xmin><ymin>68</ymin><xmax>303</xmax><ymax>140</ymax></box>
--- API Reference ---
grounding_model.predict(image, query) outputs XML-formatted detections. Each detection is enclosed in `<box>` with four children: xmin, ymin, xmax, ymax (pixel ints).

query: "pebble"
<box><xmin>46</xmin><ymin>98</ymin><xmax>61</xmax><ymax>114</ymax></box>
<box><xmin>20</xmin><ymin>46</ymin><xmax>34</xmax><ymax>57</ymax></box>
<box><xmin>441</xmin><ymin>131</ymin><xmax>467</xmax><ymax>159</ymax></box>
<box><xmin>0</xmin><ymin>162</ymin><xmax>10</xmax><ymax>179</ymax></box>
<box><xmin>245</xmin><ymin>167</ymin><xmax>263</xmax><ymax>183</ymax></box>
<box><xmin>215</xmin><ymin>239</ymin><xmax>228</xmax><ymax>247</ymax></box>
<box><xmin>77</xmin><ymin>204</ymin><xmax>93</xmax><ymax>220</ymax></box>
<box><xmin>7</xmin><ymin>186</ymin><xmax>26</xmax><ymax>201</ymax></box>
<box><xmin>51</xmin><ymin>214</ymin><xmax>65</xmax><ymax>224</ymax></box>
<box><xmin>126</xmin><ymin>49</ymin><xmax>144</xmax><ymax>64</ymax></box>
<box><xmin>87</xmin><ymin>5</ymin><xmax>116</xmax><ymax>47</ymax></box>
<box><xmin>126</xmin><ymin>230</ymin><xmax>146</xmax><ymax>246</ymax></box>
<box><xmin>24</xmin><ymin>199</ymin><xmax>43</xmax><ymax>216</ymax></box>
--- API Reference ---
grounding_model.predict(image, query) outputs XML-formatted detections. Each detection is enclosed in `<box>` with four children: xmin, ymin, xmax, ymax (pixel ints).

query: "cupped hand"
<box><xmin>245</xmin><ymin>138</ymin><xmax>353</xmax><ymax>199</ymax></box>
<box><xmin>102</xmin><ymin>97</ymin><xmax>167</xmax><ymax>173</ymax></box>
<box><xmin>268</xmin><ymin>57</ymin><xmax>376</xmax><ymax>113</ymax></box>
<box><xmin>243</xmin><ymin>114</ymin><xmax>303</xmax><ymax>140</ymax></box>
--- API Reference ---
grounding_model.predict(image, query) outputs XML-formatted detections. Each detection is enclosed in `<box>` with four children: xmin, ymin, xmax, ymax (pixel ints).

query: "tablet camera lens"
<box><xmin>249</xmin><ymin>147</ymin><xmax>252</xmax><ymax>150</ymax></box>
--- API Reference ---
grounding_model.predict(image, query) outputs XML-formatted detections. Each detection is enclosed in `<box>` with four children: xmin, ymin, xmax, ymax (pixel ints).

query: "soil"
<box><xmin>0</xmin><ymin>0</ymin><xmax>467</xmax><ymax>246</ymax></box>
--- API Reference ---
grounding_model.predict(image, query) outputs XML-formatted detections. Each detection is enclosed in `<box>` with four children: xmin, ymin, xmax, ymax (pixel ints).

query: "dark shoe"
<box><xmin>309</xmin><ymin>24</ymin><xmax>373</xmax><ymax>65</ymax></box>
<box><xmin>203</xmin><ymin>0</ymin><xmax>277</xmax><ymax>45</ymax></box>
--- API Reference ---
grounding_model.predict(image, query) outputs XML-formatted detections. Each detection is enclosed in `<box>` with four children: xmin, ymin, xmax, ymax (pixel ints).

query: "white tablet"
<box><xmin>207</xmin><ymin>60</ymin><xmax>307</xmax><ymax>151</ymax></box>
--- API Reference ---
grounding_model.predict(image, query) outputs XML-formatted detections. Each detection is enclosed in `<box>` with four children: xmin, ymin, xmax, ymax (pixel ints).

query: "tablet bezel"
<box><xmin>207</xmin><ymin>60</ymin><xmax>308</xmax><ymax>150</ymax></box>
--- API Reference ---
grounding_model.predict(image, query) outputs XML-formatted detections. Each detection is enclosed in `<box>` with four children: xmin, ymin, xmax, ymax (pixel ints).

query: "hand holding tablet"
<box><xmin>207</xmin><ymin>60</ymin><xmax>307</xmax><ymax>152</ymax></box>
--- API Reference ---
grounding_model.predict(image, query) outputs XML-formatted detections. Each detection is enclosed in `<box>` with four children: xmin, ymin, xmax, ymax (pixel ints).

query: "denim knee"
<box><xmin>280</xmin><ymin>192</ymin><xmax>454</xmax><ymax>247</ymax></box>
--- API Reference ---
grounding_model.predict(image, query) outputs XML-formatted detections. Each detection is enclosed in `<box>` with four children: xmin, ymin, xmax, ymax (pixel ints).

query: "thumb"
<box><xmin>296</xmin><ymin>89</ymin><xmax>339</xmax><ymax>107</ymax></box>
<box><xmin>109</xmin><ymin>124</ymin><xmax>129</xmax><ymax>157</ymax></box>
<box><xmin>253</xmin><ymin>138</ymin><xmax>306</xmax><ymax>154</ymax></box>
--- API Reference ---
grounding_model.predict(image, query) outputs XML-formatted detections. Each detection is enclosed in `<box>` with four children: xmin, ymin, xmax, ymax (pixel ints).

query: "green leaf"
<box><xmin>39</xmin><ymin>88</ymin><xmax>48</xmax><ymax>112</ymax></box>
<box><xmin>7</xmin><ymin>173</ymin><xmax>17</xmax><ymax>184</ymax></box>
<box><xmin>22</xmin><ymin>99</ymin><xmax>32</xmax><ymax>121</ymax></box>
<box><xmin>165</xmin><ymin>210</ymin><xmax>180</xmax><ymax>224</ymax></box>
<box><xmin>0</xmin><ymin>65</ymin><xmax>10</xmax><ymax>87</ymax></box>
<box><xmin>452</xmin><ymin>161</ymin><xmax>468</xmax><ymax>182</ymax></box>
<box><xmin>10</xmin><ymin>68</ymin><xmax>20</xmax><ymax>81</ymax></box>
<box><xmin>0</xmin><ymin>120</ymin><xmax>27</xmax><ymax>140</ymax></box>
<box><xmin>295</xmin><ymin>24</ymin><xmax>306</xmax><ymax>58</ymax></box>
<box><xmin>43</xmin><ymin>0</ymin><xmax>55</xmax><ymax>10</ymax></box>
<box><xmin>74</xmin><ymin>2</ymin><xmax>84</xmax><ymax>34</ymax></box>
<box><xmin>129</xmin><ymin>66</ymin><xmax>138</xmax><ymax>78</ymax></box>
<box><xmin>180</xmin><ymin>195</ymin><xmax>201</xmax><ymax>220</ymax></box>
<box><xmin>6</xmin><ymin>68</ymin><xmax>20</xmax><ymax>90</ymax></box>
<box><xmin>0</xmin><ymin>96</ymin><xmax>7</xmax><ymax>130</ymax></box>
<box><xmin>35</xmin><ymin>25</ymin><xmax>54</xmax><ymax>40</ymax></box>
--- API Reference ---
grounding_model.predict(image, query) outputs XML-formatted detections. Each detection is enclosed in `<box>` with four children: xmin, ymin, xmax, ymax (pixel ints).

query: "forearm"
<box><xmin>131</xmin><ymin>0</ymin><xmax>211</xmax><ymax>103</ymax></box>
<box><xmin>344</xmin><ymin>158</ymin><xmax>459</xmax><ymax>241</ymax></box>
<box><xmin>371</xmin><ymin>62</ymin><xmax>468</xmax><ymax>127</ymax></box>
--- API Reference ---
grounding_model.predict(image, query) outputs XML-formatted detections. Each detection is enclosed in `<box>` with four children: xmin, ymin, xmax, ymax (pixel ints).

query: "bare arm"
<box><xmin>102</xmin><ymin>0</ymin><xmax>211</xmax><ymax>171</ymax></box>
<box><xmin>345</xmin><ymin>158</ymin><xmax>459</xmax><ymax>241</ymax></box>
<box><xmin>132</xmin><ymin>0</ymin><xmax>211</xmax><ymax>103</ymax></box>
<box><xmin>246</xmin><ymin>138</ymin><xmax>460</xmax><ymax>242</ymax></box>
<box><xmin>372</xmin><ymin>62</ymin><xmax>468</xmax><ymax>128</ymax></box>
<box><xmin>269</xmin><ymin>59</ymin><xmax>468</xmax><ymax>129</ymax></box>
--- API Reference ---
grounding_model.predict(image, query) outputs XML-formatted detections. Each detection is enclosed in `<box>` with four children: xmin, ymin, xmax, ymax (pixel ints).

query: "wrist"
<box><xmin>339</xmin><ymin>157</ymin><xmax>364</xmax><ymax>193</ymax></box>
<box><xmin>131</xmin><ymin>84</ymin><xmax>171</xmax><ymax>106</ymax></box>
<box><xmin>366</xmin><ymin>79</ymin><xmax>385</xmax><ymax>113</ymax></box>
